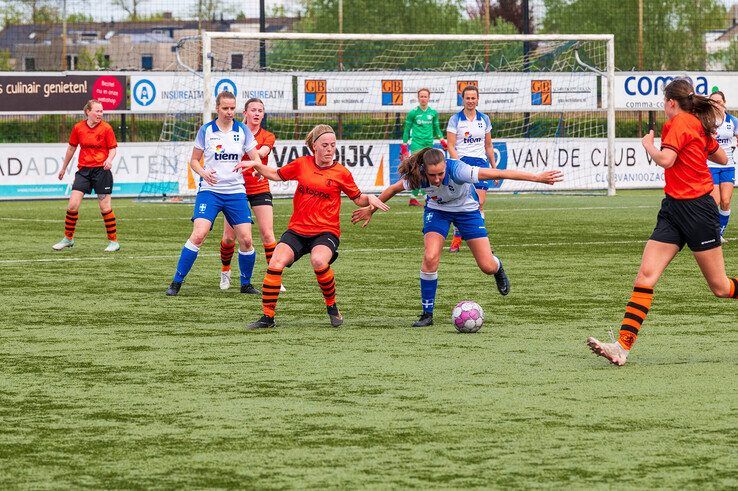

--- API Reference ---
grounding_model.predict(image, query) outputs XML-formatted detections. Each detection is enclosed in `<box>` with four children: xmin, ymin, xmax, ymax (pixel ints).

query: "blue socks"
<box><xmin>719</xmin><ymin>209</ymin><xmax>730</xmax><ymax>236</ymax></box>
<box><xmin>174</xmin><ymin>240</ymin><xmax>199</xmax><ymax>283</ymax></box>
<box><xmin>238</xmin><ymin>248</ymin><xmax>257</xmax><ymax>286</ymax></box>
<box><xmin>420</xmin><ymin>270</ymin><xmax>438</xmax><ymax>314</ymax></box>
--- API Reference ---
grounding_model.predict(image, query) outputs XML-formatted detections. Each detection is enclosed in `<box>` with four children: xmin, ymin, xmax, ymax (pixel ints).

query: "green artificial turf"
<box><xmin>0</xmin><ymin>191</ymin><xmax>736</xmax><ymax>488</ymax></box>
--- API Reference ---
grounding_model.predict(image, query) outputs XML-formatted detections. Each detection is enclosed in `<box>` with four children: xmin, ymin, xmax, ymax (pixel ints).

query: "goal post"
<box><xmin>141</xmin><ymin>32</ymin><xmax>616</xmax><ymax>200</ymax></box>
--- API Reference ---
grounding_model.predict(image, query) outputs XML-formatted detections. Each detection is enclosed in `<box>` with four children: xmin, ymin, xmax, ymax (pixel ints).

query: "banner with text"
<box><xmin>0</xmin><ymin>139</ymin><xmax>679</xmax><ymax>199</ymax></box>
<box><xmin>0</xmin><ymin>74</ymin><xmax>126</xmax><ymax>113</ymax></box>
<box><xmin>130</xmin><ymin>73</ymin><xmax>294</xmax><ymax>113</ymax></box>
<box><xmin>297</xmin><ymin>72</ymin><xmax>600</xmax><ymax>113</ymax></box>
<box><xmin>613</xmin><ymin>72</ymin><xmax>738</xmax><ymax>110</ymax></box>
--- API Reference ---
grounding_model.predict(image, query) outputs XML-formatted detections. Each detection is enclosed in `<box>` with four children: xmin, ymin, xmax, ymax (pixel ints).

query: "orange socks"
<box><xmin>64</xmin><ymin>209</ymin><xmax>78</xmax><ymax>239</ymax></box>
<box><xmin>729</xmin><ymin>278</ymin><xmax>738</xmax><ymax>299</ymax></box>
<box><xmin>618</xmin><ymin>285</ymin><xmax>654</xmax><ymax>350</ymax></box>
<box><xmin>262</xmin><ymin>267</ymin><xmax>283</xmax><ymax>317</ymax></box>
<box><xmin>101</xmin><ymin>209</ymin><xmax>117</xmax><ymax>241</ymax></box>
<box><xmin>263</xmin><ymin>241</ymin><xmax>277</xmax><ymax>265</ymax></box>
<box><xmin>315</xmin><ymin>266</ymin><xmax>336</xmax><ymax>306</ymax></box>
<box><xmin>220</xmin><ymin>240</ymin><xmax>235</xmax><ymax>272</ymax></box>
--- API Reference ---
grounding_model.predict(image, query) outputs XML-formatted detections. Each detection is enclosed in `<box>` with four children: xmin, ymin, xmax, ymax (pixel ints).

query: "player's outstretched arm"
<box><xmin>478</xmin><ymin>167</ymin><xmax>563</xmax><ymax>185</ymax></box>
<box><xmin>351</xmin><ymin>180</ymin><xmax>404</xmax><ymax>227</ymax></box>
<box><xmin>234</xmin><ymin>161</ymin><xmax>283</xmax><ymax>181</ymax></box>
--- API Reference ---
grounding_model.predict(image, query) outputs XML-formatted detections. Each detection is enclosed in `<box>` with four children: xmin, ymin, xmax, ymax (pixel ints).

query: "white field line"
<box><xmin>0</xmin><ymin>239</ymin><xmax>652</xmax><ymax>265</ymax></box>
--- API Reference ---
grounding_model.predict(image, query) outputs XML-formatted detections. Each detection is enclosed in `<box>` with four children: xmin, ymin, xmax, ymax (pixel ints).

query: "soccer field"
<box><xmin>1</xmin><ymin>190</ymin><xmax>736</xmax><ymax>488</ymax></box>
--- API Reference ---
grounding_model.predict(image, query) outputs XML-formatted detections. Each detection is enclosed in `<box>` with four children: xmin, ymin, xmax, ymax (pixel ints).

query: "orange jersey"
<box><xmin>69</xmin><ymin>120</ymin><xmax>117</xmax><ymax>168</ymax></box>
<box><xmin>660</xmin><ymin>112</ymin><xmax>720</xmax><ymax>199</ymax></box>
<box><xmin>243</xmin><ymin>127</ymin><xmax>276</xmax><ymax>195</ymax></box>
<box><xmin>276</xmin><ymin>156</ymin><xmax>361</xmax><ymax>238</ymax></box>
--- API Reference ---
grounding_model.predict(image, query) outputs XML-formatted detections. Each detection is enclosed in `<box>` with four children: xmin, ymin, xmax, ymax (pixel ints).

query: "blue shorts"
<box><xmin>423</xmin><ymin>207</ymin><xmax>488</xmax><ymax>241</ymax></box>
<box><xmin>192</xmin><ymin>191</ymin><xmax>252</xmax><ymax>226</ymax></box>
<box><xmin>460</xmin><ymin>156</ymin><xmax>491</xmax><ymax>191</ymax></box>
<box><xmin>710</xmin><ymin>167</ymin><xmax>735</xmax><ymax>185</ymax></box>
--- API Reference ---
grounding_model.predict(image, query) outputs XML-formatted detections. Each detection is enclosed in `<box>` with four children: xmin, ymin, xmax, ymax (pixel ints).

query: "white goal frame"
<box><xmin>201</xmin><ymin>32</ymin><xmax>616</xmax><ymax>196</ymax></box>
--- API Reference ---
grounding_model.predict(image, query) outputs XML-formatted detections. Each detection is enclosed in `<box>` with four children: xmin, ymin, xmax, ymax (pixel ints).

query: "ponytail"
<box><xmin>398</xmin><ymin>147</ymin><xmax>445</xmax><ymax>189</ymax></box>
<box><xmin>664</xmin><ymin>79</ymin><xmax>721</xmax><ymax>135</ymax></box>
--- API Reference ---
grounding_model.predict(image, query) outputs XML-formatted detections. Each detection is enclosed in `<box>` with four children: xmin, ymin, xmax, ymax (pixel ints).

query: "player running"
<box><xmin>166</xmin><ymin>91</ymin><xmax>262</xmax><ymax>296</ymax></box>
<box><xmin>707</xmin><ymin>91</ymin><xmax>738</xmax><ymax>242</ymax></box>
<box><xmin>236</xmin><ymin>124</ymin><xmax>389</xmax><ymax>329</ymax></box>
<box><xmin>587</xmin><ymin>79</ymin><xmax>736</xmax><ymax>366</ymax></box>
<box><xmin>401</xmin><ymin>88</ymin><xmax>446</xmax><ymax>206</ymax></box>
<box><xmin>446</xmin><ymin>85</ymin><xmax>496</xmax><ymax>253</ymax></box>
<box><xmin>219</xmin><ymin>98</ymin><xmax>285</xmax><ymax>293</ymax></box>
<box><xmin>52</xmin><ymin>99</ymin><xmax>120</xmax><ymax>252</ymax></box>
<box><xmin>351</xmin><ymin>147</ymin><xmax>562</xmax><ymax>327</ymax></box>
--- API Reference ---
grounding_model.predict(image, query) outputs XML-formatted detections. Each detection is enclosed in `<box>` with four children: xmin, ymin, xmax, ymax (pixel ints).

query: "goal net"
<box><xmin>139</xmin><ymin>33</ymin><xmax>615</xmax><ymax>200</ymax></box>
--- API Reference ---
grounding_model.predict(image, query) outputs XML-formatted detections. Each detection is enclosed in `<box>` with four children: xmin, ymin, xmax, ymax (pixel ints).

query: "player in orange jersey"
<box><xmin>587</xmin><ymin>79</ymin><xmax>736</xmax><ymax>366</ymax></box>
<box><xmin>235</xmin><ymin>124</ymin><xmax>389</xmax><ymax>329</ymax></box>
<box><xmin>218</xmin><ymin>98</ymin><xmax>285</xmax><ymax>293</ymax></box>
<box><xmin>52</xmin><ymin>99</ymin><xmax>120</xmax><ymax>252</ymax></box>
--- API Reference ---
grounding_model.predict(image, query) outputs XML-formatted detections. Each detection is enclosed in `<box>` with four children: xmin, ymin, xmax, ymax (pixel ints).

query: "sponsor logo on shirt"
<box><xmin>213</xmin><ymin>144</ymin><xmax>239</xmax><ymax>161</ymax></box>
<box><xmin>296</xmin><ymin>183</ymin><xmax>331</xmax><ymax>200</ymax></box>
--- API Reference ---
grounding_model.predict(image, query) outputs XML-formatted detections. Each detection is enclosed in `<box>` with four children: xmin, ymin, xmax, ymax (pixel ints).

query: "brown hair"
<box><xmin>461</xmin><ymin>85</ymin><xmax>479</xmax><ymax>98</ymax></box>
<box><xmin>244</xmin><ymin>97</ymin><xmax>264</xmax><ymax>111</ymax></box>
<box><xmin>305</xmin><ymin>124</ymin><xmax>335</xmax><ymax>153</ymax></box>
<box><xmin>663</xmin><ymin>79</ymin><xmax>721</xmax><ymax>135</ymax></box>
<box><xmin>417</xmin><ymin>88</ymin><xmax>430</xmax><ymax>96</ymax></box>
<box><xmin>398</xmin><ymin>147</ymin><xmax>445</xmax><ymax>190</ymax></box>
<box><xmin>710</xmin><ymin>90</ymin><xmax>726</xmax><ymax>104</ymax></box>
<box><xmin>215</xmin><ymin>90</ymin><xmax>236</xmax><ymax>108</ymax></box>
<box><xmin>83</xmin><ymin>99</ymin><xmax>102</xmax><ymax>114</ymax></box>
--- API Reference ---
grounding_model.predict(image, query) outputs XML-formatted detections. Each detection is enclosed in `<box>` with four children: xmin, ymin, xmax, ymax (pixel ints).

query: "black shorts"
<box><xmin>650</xmin><ymin>193</ymin><xmax>721</xmax><ymax>251</ymax></box>
<box><xmin>247</xmin><ymin>192</ymin><xmax>273</xmax><ymax>207</ymax></box>
<box><xmin>72</xmin><ymin>167</ymin><xmax>113</xmax><ymax>195</ymax></box>
<box><xmin>279</xmin><ymin>229</ymin><xmax>340</xmax><ymax>266</ymax></box>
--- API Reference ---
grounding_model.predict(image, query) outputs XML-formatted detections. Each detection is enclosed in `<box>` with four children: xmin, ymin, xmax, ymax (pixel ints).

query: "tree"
<box><xmin>111</xmin><ymin>0</ymin><xmax>148</xmax><ymax>21</ymax></box>
<box><xmin>542</xmin><ymin>0</ymin><xmax>727</xmax><ymax>70</ymax></box>
<box><xmin>269</xmin><ymin>0</ymin><xmax>521</xmax><ymax>71</ymax></box>
<box><xmin>467</xmin><ymin>0</ymin><xmax>532</xmax><ymax>33</ymax></box>
<box><xmin>711</xmin><ymin>40</ymin><xmax>738</xmax><ymax>71</ymax></box>
<box><xmin>1</xmin><ymin>3</ymin><xmax>24</xmax><ymax>26</ymax></box>
<box><xmin>0</xmin><ymin>49</ymin><xmax>11</xmax><ymax>70</ymax></box>
<box><xmin>77</xmin><ymin>47</ymin><xmax>110</xmax><ymax>70</ymax></box>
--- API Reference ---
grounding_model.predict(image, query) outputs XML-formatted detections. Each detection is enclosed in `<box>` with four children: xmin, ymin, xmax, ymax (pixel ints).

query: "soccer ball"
<box><xmin>452</xmin><ymin>301</ymin><xmax>485</xmax><ymax>333</ymax></box>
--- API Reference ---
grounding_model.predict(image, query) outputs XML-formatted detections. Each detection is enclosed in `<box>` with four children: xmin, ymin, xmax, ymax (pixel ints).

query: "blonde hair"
<box><xmin>215</xmin><ymin>90</ymin><xmax>236</xmax><ymax>108</ymax></box>
<box><xmin>305</xmin><ymin>124</ymin><xmax>335</xmax><ymax>153</ymax></box>
<box><xmin>83</xmin><ymin>99</ymin><xmax>102</xmax><ymax>114</ymax></box>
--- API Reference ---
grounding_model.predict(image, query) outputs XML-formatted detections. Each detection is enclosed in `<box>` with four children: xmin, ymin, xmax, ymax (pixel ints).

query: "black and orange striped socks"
<box><xmin>220</xmin><ymin>240</ymin><xmax>235</xmax><ymax>272</ymax></box>
<box><xmin>101</xmin><ymin>210</ymin><xmax>117</xmax><ymax>241</ymax></box>
<box><xmin>315</xmin><ymin>266</ymin><xmax>336</xmax><ymax>307</ymax></box>
<box><xmin>263</xmin><ymin>241</ymin><xmax>276</xmax><ymax>265</ymax></box>
<box><xmin>64</xmin><ymin>209</ymin><xmax>78</xmax><ymax>239</ymax></box>
<box><xmin>618</xmin><ymin>285</ymin><xmax>654</xmax><ymax>350</ymax></box>
<box><xmin>262</xmin><ymin>267</ymin><xmax>283</xmax><ymax>317</ymax></box>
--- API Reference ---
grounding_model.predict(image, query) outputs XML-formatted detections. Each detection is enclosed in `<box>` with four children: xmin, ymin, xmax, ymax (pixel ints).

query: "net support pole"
<box><xmin>202</xmin><ymin>33</ymin><xmax>213</xmax><ymax>124</ymax></box>
<box><xmin>606</xmin><ymin>35</ymin><xmax>616</xmax><ymax>196</ymax></box>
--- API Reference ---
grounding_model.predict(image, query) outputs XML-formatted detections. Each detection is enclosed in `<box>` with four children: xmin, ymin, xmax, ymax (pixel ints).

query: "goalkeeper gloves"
<box><xmin>400</xmin><ymin>143</ymin><xmax>409</xmax><ymax>159</ymax></box>
<box><xmin>440</xmin><ymin>139</ymin><xmax>448</xmax><ymax>150</ymax></box>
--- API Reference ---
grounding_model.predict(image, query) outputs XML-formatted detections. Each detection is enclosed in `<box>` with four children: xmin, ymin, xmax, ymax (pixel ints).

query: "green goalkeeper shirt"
<box><xmin>402</xmin><ymin>106</ymin><xmax>443</xmax><ymax>152</ymax></box>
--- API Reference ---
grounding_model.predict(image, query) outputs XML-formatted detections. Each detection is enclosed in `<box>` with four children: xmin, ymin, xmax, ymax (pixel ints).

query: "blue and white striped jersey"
<box><xmin>708</xmin><ymin>113</ymin><xmax>738</xmax><ymax>168</ymax></box>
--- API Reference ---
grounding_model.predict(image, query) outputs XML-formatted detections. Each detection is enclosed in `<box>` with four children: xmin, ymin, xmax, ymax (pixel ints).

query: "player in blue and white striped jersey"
<box><xmin>446</xmin><ymin>85</ymin><xmax>496</xmax><ymax>253</ymax></box>
<box><xmin>351</xmin><ymin>148</ymin><xmax>563</xmax><ymax>327</ymax></box>
<box><xmin>708</xmin><ymin>91</ymin><xmax>738</xmax><ymax>241</ymax></box>
<box><xmin>166</xmin><ymin>91</ymin><xmax>262</xmax><ymax>296</ymax></box>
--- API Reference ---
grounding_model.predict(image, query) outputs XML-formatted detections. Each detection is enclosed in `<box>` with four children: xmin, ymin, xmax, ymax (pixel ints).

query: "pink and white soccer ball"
<box><xmin>452</xmin><ymin>301</ymin><xmax>485</xmax><ymax>333</ymax></box>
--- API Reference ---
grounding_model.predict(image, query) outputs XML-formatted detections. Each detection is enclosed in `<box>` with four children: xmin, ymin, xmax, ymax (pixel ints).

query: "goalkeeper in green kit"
<box><xmin>401</xmin><ymin>88</ymin><xmax>447</xmax><ymax>206</ymax></box>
